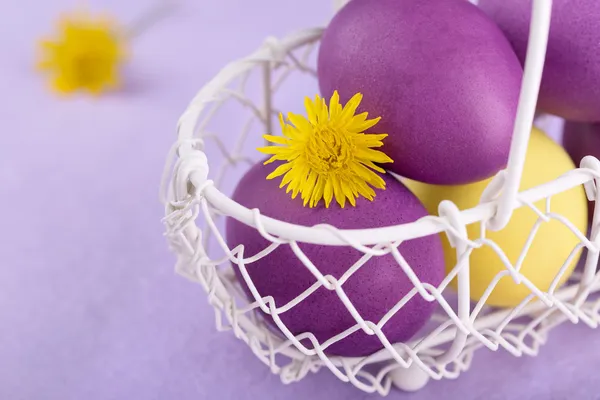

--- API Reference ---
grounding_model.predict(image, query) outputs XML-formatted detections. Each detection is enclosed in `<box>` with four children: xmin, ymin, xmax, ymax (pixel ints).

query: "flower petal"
<box><xmin>329</xmin><ymin>90</ymin><xmax>342</xmax><ymax>119</ymax></box>
<box><xmin>257</xmin><ymin>145</ymin><xmax>288</xmax><ymax>155</ymax></box>
<box><xmin>351</xmin><ymin>162</ymin><xmax>387</xmax><ymax>188</ymax></box>
<box><xmin>342</xmin><ymin>183</ymin><xmax>353</xmax><ymax>206</ymax></box>
<box><xmin>279</xmin><ymin>169</ymin><xmax>296</xmax><ymax>188</ymax></box>
<box><xmin>351</xmin><ymin>116</ymin><xmax>381</xmax><ymax>132</ymax></box>
<box><xmin>263</xmin><ymin>134</ymin><xmax>290</xmax><ymax>145</ymax></box>
<box><xmin>266</xmin><ymin>163</ymin><xmax>293</xmax><ymax>180</ymax></box>
<box><xmin>278</xmin><ymin>112</ymin><xmax>287</xmax><ymax>131</ymax></box>
<box><xmin>304</xmin><ymin>96</ymin><xmax>318</xmax><ymax>125</ymax></box>
<box><xmin>340</xmin><ymin>92</ymin><xmax>363</xmax><ymax>122</ymax></box>
<box><xmin>356</xmin><ymin>159</ymin><xmax>385</xmax><ymax>174</ymax></box>
<box><xmin>310</xmin><ymin>175</ymin><xmax>325</xmax><ymax>208</ymax></box>
<box><xmin>39</xmin><ymin>39</ymin><xmax>59</xmax><ymax>51</ymax></box>
<box><xmin>331</xmin><ymin>176</ymin><xmax>346</xmax><ymax>208</ymax></box>
<box><xmin>355</xmin><ymin>147</ymin><xmax>394</xmax><ymax>164</ymax></box>
<box><xmin>36</xmin><ymin>59</ymin><xmax>54</xmax><ymax>71</ymax></box>
<box><xmin>301</xmin><ymin>170</ymin><xmax>318</xmax><ymax>206</ymax></box>
<box><xmin>323</xmin><ymin>178</ymin><xmax>334</xmax><ymax>208</ymax></box>
<box><xmin>316</xmin><ymin>96</ymin><xmax>329</xmax><ymax>123</ymax></box>
<box><xmin>340</xmin><ymin>178</ymin><xmax>356</xmax><ymax>201</ymax></box>
<box><xmin>353</xmin><ymin>178</ymin><xmax>377</xmax><ymax>200</ymax></box>
<box><xmin>354</xmin><ymin>133</ymin><xmax>388</xmax><ymax>148</ymax></box>
<box><xmin>263</xmin><ymin>153</ymin><xmax>293</xmax><ymax>165</ymax></box>
<box><xmin>52</xmin><ymin>76</ymin><xmax>75</xmax><ymax>93</ymax></box>
<box><xmin>287</xmin><ymin>112</ymin><xmax>313</xmax><ymax>135</ymax></box>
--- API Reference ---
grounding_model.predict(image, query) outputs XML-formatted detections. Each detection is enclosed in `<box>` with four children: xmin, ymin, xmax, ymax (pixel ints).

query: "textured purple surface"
<box><xmin>2</xmin><ymin>0</ymin><xmax>600</xmax><ymax>399</ymax></box>
<box><xmin>479</xmin><ymin>0</ymin><xmax>600</xmax><ymax>122</ymax></box>
<box><xmin>317</xmin><ymin>0</ymin><xmax>522</xmax><ymax>185</ymax></box>
<box><xmin>226</xmin><ymin>162</ymin><xmax>444</xmax><ymax>356</ymax></box>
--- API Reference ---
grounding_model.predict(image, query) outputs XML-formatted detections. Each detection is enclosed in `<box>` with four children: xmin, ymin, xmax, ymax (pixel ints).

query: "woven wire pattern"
<box><xmin>161</xmin><ymin>30</ymin><xmax>600</xmax><ymax>396</ymax></box>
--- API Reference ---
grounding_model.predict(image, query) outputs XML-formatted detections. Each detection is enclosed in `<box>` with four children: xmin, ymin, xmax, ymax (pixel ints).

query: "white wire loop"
<box><xmin>581</xmin><ymin>156</ymin><xmax>600</xmax><ymax>202</ymax></box>
<box><xmin>161</xmin><ymin>0</ymin><xmax>600</xmax><ymax>395</ymax></box>
<box><xmin>262</xmin><ymin>36</ymin><xmax>288</xmax><ymax>66</ymax></box>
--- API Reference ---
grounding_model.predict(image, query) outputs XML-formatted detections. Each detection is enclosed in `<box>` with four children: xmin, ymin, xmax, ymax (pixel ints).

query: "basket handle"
<box><xmin>486</xmin><ymin>0</ymin><xmax>552</xmax><ymax>231</ymax></box>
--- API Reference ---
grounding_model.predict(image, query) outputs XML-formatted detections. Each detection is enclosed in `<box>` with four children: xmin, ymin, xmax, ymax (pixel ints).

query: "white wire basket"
<box><xmin>161</xmin><ymin>0</ymin><xmax>600</xmax><ymax>395</ymax></box>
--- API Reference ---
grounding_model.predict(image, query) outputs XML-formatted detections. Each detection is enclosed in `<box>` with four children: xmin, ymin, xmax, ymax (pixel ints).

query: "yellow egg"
<box><xmin>403</xmin><ymin>128</ymin><xmax>588</xmax><ymax>307</ymax></box>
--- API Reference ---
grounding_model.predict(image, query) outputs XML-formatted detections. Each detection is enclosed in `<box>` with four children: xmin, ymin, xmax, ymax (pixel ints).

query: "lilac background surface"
<box><xmin>0</xmin><ymin>0</ymin><xmax>598</xmax><ymax>399</ymax></box>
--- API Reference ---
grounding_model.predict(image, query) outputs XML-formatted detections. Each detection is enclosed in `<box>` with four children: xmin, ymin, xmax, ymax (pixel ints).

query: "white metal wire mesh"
<box><xmin>161</xmin><ymin>0</ymin><xmax>600</xmax><ymax>395</ymax></box>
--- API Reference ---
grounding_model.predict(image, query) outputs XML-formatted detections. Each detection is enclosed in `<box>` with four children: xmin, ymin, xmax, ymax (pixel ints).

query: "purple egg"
<box><xmin>563</xmin><ymin>121</ymin><xmax>600</xmax><ymax>221</ymax></box>
<box><xmin>225</xmin><ymin>161</ymin><xmax>445</xmax><ymax>357</ymax></box>
<box><xmin>479</xmin><ymin>0</ymin><xmax>600</xmax><ymax>122</ymax></box>
<box><xmin>317</xmin><ymin>0</ymin><xmax>522</xmax><ymax>185</ymax></box>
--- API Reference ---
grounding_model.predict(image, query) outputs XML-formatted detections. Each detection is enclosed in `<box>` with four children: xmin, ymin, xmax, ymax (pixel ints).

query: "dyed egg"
<box><xmin>226</xmin><ymin>161</ymin><xmax>445</xmax><ymax>357</ymax></box>
<box><xmin>563</xmin><ymin>121</ymin><xmax>600</xmax><ymax>221</ymax></box>
<box><xmin>404</xmin><ymin>128</ymin><xmax>587</xmax><ymax>308</ymax></box>
<box><xmin>317</xmin><ymin>0</ymin><xmax>522</xmax><ymax>185</ymax></box>
<box><xmin>479</xmin><ymin>0</ymin><xmax>600</xmax><ymax>122</ymax></box>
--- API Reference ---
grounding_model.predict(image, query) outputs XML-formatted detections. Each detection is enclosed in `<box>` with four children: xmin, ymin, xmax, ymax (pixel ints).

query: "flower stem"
<box><xmin>124</xmin><ymin>0</ymin><xmax>178</xmax><ymax>39</ymax></box>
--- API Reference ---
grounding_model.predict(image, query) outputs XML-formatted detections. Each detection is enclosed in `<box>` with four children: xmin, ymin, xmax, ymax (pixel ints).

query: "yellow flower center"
<box><xmin>306</xmin><ymin>125</ymin><xmax>353</xmax><ymax>174</ymax></box>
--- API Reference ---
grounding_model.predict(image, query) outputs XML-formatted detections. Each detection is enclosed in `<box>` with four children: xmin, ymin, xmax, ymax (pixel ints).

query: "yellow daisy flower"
<box><xmin>258</xmin><ymin>91</ymin><xmax>393</xmax><ymax>208</ymax></box>
<box><xmin>37</xmin><ymin>11</ymin><xmax>126</xmax><ymax>94</ymax></box>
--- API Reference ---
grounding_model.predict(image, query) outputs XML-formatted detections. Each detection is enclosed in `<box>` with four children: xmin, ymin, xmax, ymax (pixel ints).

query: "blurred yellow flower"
<box><xmin>37</xmin><ymin>12</ymin><xmax>127</xmax><ymax>94</ymax></box>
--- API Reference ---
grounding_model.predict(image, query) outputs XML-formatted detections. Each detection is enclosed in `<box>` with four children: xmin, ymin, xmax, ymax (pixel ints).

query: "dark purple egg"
<box><xmin>563</xmin><ymin>121</ymin><xmax>600</xmax><ymax>221</ymax></box>
<box><xmin>225</xmin><ymin>161</ymin><xmax>445</xmax><ymax>357</ymax></box>
<box><xmin>317</xmin><ymin>0</ymin><xmax>522</xmax><ymax>185</ymax></box>
<box><xmin>479</xmin><ymin>0</ymin><xmax>600</xmax><ymax>122</ymax></box>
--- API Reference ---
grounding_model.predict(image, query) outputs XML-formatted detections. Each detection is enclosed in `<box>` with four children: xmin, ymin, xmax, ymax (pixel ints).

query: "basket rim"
<box><xmin>197</xmin><ymin>169</ymin><xmax>589</xmax><ymax>246</ymax></box>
